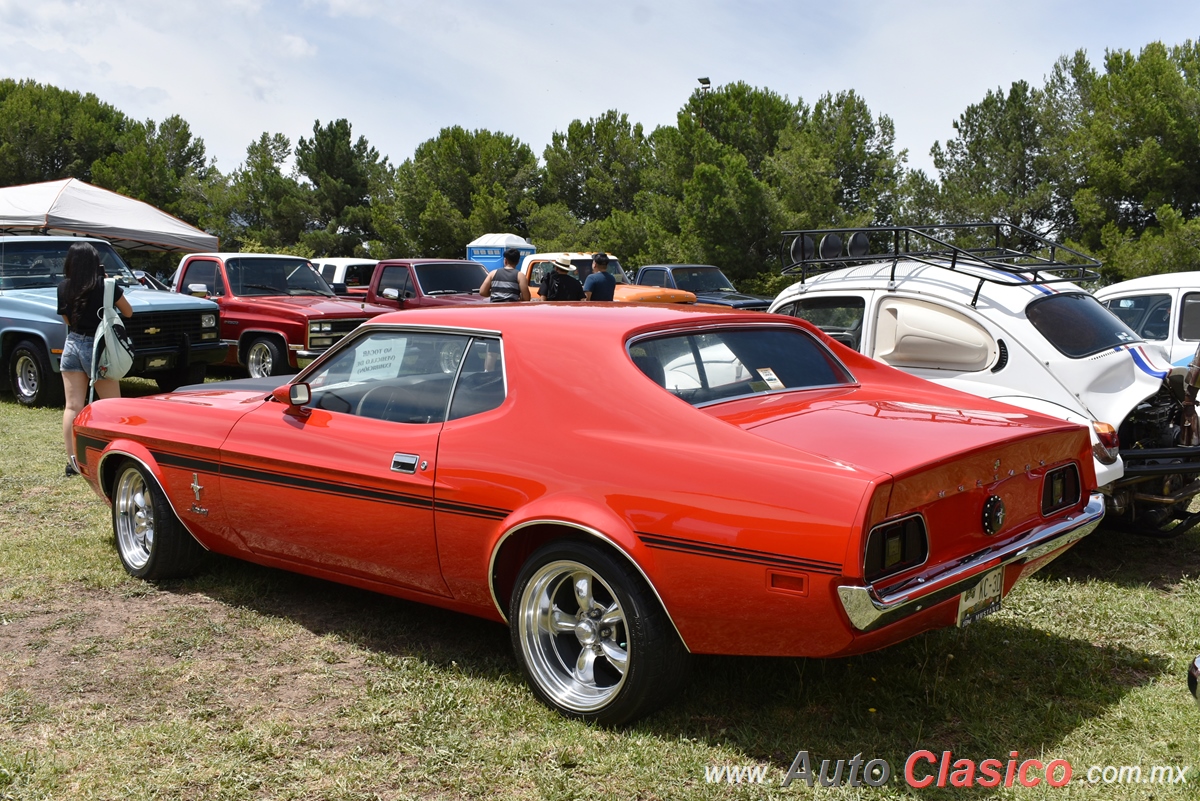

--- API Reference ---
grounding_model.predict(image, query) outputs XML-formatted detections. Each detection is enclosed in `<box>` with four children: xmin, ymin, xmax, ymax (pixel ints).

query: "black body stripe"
<box><xmin>147</xmin><ymin>449</ymin><xmax>509</xmax><ymax>519</ymax></box>
<box><xmin>74</xmin><ymin>434</ymin><xmax>109</xmax><ymax>467</ymax></box>
<box><xmin>638</xmin><ymin>532</ymin><xmax>842</xmax><ymax>574</ymax></box>
<box><xmin>153</xmin><ymin>451</ymin><xmax>218</xmax><ymax>472</ymax></box>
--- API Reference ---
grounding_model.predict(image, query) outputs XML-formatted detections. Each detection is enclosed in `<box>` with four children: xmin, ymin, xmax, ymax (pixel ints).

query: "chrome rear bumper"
<box><xmin>837</xmin><ymin>493</ymin><xmax>1104</xmax><ymax>632</ymax></box>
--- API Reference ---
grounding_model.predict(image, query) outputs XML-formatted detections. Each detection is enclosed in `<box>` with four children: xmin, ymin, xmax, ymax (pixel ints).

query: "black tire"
<box><xmin>244</xmin><ymin>337</ymin><xmax>286</xmax><ymax>378</ymax></box>
<box><xmin>111</xmin><ymin>460</ymin><xmax>206</xmax><ymax>580</ymax></box>
<box><xmin>155</xmin><ymin>362</ymin><xmax>207</xmax><ymax>392</ymax></box>
<box><xmin>9</xmin><ymin>340</ymin><xmax>65</xmax><ymax>407</ymax></box>
<box><xmin>509</xmin><ymin>539</ymin><xmax>689</xmax><ymax>725</ymax></box>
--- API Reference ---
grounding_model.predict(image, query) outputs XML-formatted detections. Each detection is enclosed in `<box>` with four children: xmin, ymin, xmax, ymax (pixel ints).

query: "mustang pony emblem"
<box><xmin>190</xmin><ymin>473</ymin><xmax>208</xmax><ymax>516</ymax></box>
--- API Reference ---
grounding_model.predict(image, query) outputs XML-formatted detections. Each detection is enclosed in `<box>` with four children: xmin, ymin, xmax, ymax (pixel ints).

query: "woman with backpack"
<box><xmin>57</xmin><ymin>242</ymin><xmax>132</xmax><ymax>476</ymax></box>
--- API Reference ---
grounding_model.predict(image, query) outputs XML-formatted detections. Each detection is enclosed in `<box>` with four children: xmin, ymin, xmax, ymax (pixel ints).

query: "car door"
<box><xmin>217</xmin><ymin>328</ymin><xmax>475</xmax><ymax>596</ymax></box>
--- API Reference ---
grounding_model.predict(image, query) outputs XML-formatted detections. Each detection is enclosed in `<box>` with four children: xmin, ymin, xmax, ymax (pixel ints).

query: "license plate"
<box><xmin>957</xmin><ymin>567</ymin><xmax>1003</xmax><ymax>627</ymax></box>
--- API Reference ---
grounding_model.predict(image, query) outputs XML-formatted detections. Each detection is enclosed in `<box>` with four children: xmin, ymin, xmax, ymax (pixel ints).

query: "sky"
<box><xmin>1</xmin><ymin>0</ymin><xmax>1199</xmax><ymax>179</ymax></box>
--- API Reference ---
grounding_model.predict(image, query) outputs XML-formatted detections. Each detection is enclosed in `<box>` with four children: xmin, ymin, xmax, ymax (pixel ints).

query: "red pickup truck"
<box><xmin>357</xmin><ymin>259</ymin><xmax>491</xmax><ymax>309</ymax></box>
<box><xmin>173</xmin><ymin>252</ymin><xmax>392</xmax><ymax>377</ymax></box>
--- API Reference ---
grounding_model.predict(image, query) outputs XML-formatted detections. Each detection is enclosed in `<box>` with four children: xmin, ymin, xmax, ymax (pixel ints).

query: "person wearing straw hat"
<box><xmin>539</xmin><ymin>255</ymin><xmax>584</xmax><ymax>301</ymax></box>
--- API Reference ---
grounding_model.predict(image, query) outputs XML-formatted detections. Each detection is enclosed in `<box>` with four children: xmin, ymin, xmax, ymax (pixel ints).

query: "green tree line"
<box><xmin>2</xmin><ymin>38</ymin><xmax>1198</xmax><ymax>287</ymax></box>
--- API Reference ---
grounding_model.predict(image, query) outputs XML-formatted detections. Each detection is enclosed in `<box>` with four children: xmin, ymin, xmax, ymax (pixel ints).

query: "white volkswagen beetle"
<box><xmin>770</xmin><ymin>224</ymin><xmax>1200</xmax><ymax>536</ymax></box>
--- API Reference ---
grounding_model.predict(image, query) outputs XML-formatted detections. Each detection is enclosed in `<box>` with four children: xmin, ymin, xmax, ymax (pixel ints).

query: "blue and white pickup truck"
<box><xmin>0</xmin><ymin>236</ymin><xmax>223</xmax><ymax>406</ymax></box>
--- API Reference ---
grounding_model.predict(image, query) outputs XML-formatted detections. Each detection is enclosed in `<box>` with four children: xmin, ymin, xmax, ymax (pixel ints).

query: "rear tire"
<box><xmin>10</xmin><ymin>340</ymin><xmax>64</xmax><ymax>407</ymax></box>
<box><xmin>111</xmin><ymin>460</ymin><xmax>206</xmax><ymax>580</ymax></box>
<box><xmin>509</xmin><ymin>539</ymin><xmax>689</xmax><ymax>725</ymax></box>
<box><xmin>244</xmin><ymin>337</ymin><xmax>286</xmax><ymax>378</ymax></box>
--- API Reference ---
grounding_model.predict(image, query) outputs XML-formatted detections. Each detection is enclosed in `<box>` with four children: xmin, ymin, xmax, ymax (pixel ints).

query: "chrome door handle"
<box><xmin>391</xmin><ymin>453</ymin><xmax>419</xmax><ymax>474</ymax></box>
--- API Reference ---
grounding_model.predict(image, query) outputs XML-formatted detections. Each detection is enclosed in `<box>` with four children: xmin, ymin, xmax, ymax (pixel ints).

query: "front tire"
<box><xmin>510</xmin><ymin>540</ymin><xmax>689</xmax><ymax>725</ymax></box>
<box><xmin>10</xmin><ymin>340</ymin><xmax>64</xmax><ymax>407</ymax></box>
<box><xmin>112</xmin><ymin>460</ymin><xmax>206</xmax><ymax>579</ymax></box>
<box><xmin>244</xmin><ymin>337</ymin><xmax>285</xmax><ymax>378</ymax></box>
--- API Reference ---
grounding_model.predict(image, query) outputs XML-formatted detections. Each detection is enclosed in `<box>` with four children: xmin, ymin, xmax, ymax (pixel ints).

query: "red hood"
<box><xmin>238</xmin><ymin>295</ymin><xmax>392</xmax><ymax>317</ymax></box>
<box><xmin>421</xmin><ymin>293</ymin><xmax>491</xmax><ymax>306</ymax></box>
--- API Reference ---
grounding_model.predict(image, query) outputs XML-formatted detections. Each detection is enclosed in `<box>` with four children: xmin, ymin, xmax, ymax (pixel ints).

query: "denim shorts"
<box><xmin>60</xmin><ymin>331</ymin><xmax>96</xmax><ymax>378</ymax></box>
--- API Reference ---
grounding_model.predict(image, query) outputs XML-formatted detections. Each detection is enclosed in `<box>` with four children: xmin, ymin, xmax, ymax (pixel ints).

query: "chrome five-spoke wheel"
<box><xmin>518</xmin><ymin>561</ymin><xmax>630</xmax><ymax>713</ymax></box>
<box><xmin>114</xmin><ymin>464</ymin><xmax>155</xmax><ymax>571</ymax></box>
<box><xmin>510</xmin><ymin>540</ymin><xmax>689</xmax><ymax>725</ymax></box>
<box><xmin>110</xmin><ymin>461</ymin><xmax>206</xmax><ymax>580</ymax></box>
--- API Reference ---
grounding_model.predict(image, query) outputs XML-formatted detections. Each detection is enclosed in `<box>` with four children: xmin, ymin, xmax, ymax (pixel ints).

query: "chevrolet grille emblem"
<box><xmin>144</xmin><ymin>327</ymin><xmax>160</xmax><ymax>335</ymax></box>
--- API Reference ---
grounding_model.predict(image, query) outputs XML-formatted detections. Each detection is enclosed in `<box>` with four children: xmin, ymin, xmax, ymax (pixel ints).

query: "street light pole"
<box><xmin>697</xmin><ymin>77</ymin><xmax>711</xmax><ymax>129</ymax></box>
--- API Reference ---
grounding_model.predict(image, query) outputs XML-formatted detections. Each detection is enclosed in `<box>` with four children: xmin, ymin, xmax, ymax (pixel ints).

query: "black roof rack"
<box><xmin>781</xmin><ymin>223</ymin><xmax>1101</xmax><ymax>303</ymax></box>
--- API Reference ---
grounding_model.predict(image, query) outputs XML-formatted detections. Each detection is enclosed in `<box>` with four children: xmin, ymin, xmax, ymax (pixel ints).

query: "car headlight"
<box><xmin>201</xmin><ymin>313</ymin><xmax>217</xmax><ymax>328</ymax></box>
<box><xmin>309</xmin><ymin>321</ymin><xmax>332</xmax><ymax>333</ymax></box>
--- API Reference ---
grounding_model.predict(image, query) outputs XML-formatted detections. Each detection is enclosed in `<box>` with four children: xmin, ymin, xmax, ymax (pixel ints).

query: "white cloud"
<box><xmin>1</xmin><ymin>0</ymin><xmax>1199</xmax><ymax>178</ymax></box>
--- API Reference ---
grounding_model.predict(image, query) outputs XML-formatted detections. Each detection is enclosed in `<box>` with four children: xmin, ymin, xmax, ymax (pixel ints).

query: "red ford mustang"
<box><xmin>74</xmin><ymin>304</ymin><xmax>1103</xmax><ymax>724</ymax></box>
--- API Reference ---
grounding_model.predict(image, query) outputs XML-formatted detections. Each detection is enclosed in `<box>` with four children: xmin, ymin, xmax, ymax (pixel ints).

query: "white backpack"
<box><xmin>91</xmin><ymin>278</ymin><xmax>135</xmax><ymax>386</ymax></box>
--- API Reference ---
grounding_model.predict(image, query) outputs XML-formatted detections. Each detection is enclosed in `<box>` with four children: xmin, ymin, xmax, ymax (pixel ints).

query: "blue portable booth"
<box><xmin>466</xmin><ymin>233</ymin><xmax>535</xmax><ymax>273</ymax></box>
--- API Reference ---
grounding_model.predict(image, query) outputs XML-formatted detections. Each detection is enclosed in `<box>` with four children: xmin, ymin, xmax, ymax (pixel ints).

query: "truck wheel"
<box><xmin>245</xmin><ymin>337</ymin><xmax>285</xmax><ymax>378</ymax></box>
<box><xmin>155</xmin><ymin>363</ymin><xmax>206</xmax><ymax>392</ymax></box>
<box><xmin>10</xmin><ymin>340</ymin><xmax>65</xmax><ymax>407</ymax></box>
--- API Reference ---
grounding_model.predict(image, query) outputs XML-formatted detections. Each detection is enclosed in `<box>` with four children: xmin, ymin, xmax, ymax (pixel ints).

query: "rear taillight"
<box><xmin>1042</xmin><ymin>464</ymin><xmax>1081</xmax><ymax>515</ymax></box>
<box><xmin>864</xmin><ymin>515</ymin><xmax>928</xmax><ymax>582</ymax></box>
<box><xmin>1093</xmin><ymin>422</ymin><xmax>1119</xmax><ymax>465</ymax></box>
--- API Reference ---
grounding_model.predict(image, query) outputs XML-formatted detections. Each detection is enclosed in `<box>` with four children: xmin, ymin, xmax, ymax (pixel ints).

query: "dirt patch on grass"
<box><xmin>0</xmin><ymin>585</ymin><xmax>377</xmax><ymax>755</ymax></box>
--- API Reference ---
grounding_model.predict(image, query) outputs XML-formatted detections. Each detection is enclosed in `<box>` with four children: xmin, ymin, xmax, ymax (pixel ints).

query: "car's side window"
<box><xmin>640</xmin><ymin>269</ymin><xmax>667</xmax><ymax>287</ymax></box>
<box><xmin>320</xmin><ymin>264</ymin><xmax>335</xmax><ymax>282</ymax></box>
<box><xmin>528</xmin><ymin>261</ymin><xmax>550</xmax><ymax>287</ymax></box>
<box><xmin>778</xmin><ymin>296</ymin><xmax>867</xmax><ymax>351</ymax></box>
<box><xmin>379</xmin><ymin>266</ymin><xmax>415</xmax><ymax>298</ymax></box>
<box><xmin>873</xmin><ymin>297</ymin><xmax>996</xmax><ymax>371</ymax></box>
<box><xmin>1180</xmin><ymin>293</ymin><xmax>1200</xmax><ymax>341</ymax></box>
<box><xmin>1104</xmin><ymin>294</ymin><xmax>1171</xmax><ymax>340</ymax></box>
<box><xmin>304</xmin><ymin>331</ymin><xmax>471</xmax><ymax>424</ymax></box>
<box><xmin>182</xmin><ymin>259</ymin><xmax>224</xmax><ymax>296</ymax></box>
<box><xmin>447</xmin><ymin>338</ymin><xmax>506</xmax><ymax>420</ymax></box>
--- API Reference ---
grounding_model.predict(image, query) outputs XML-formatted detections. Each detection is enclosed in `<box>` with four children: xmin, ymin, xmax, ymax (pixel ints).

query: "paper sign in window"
<box><xmin>756</xmin><ymin>367</ymin><xmax>785</xmax><ymax>390</ymax></box>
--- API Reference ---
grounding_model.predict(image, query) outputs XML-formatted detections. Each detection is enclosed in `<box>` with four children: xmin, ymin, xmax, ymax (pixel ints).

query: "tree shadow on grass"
<box><xmin>160</xmin><ymin>553</ymin><xmax>1164</xmax><ymax>799</ymax></box>
<box><xmin>1038</xmin><ymin>523</ymin><xmax>1200</xmax><ymax>590</ymax></box>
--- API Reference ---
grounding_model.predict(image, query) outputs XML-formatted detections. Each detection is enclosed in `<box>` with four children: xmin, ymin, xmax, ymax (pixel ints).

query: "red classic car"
<box><xmin>73</xmin><ymin>304</ymin><xmax>1103</xmax><ymax>724</ymax></box>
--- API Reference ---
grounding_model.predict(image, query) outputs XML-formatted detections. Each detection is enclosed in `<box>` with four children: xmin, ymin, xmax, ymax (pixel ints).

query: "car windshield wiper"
<box><xmin>289</xmin><ymin>288</ymin><xmax>330</xmax><ymax>296</ymax></box>
<box><xmin>243</xmin><ymin>283</ymin><xmax>286</xmax><ymax>294</ymax></box>
<box><xmin>425</xmin><ymin>289</ymin><xmax>468</xmax><ymax>295</ymax></box>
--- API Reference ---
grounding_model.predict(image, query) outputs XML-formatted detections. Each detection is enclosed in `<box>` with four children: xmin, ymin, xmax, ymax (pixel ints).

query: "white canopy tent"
<box><xmin>0</xmin><ymin>178</ymin><xmax>218</xmax><ymax>252</ymax></box>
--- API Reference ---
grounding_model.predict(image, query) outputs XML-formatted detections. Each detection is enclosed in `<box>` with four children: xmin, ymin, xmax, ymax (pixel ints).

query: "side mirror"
<box><xmin>331</xmin><ymin>282</ymin><xmax>348</xmax><ymax>295</ymax></box>
<box><xmin>187</xmin><ymin>283</ymin><xmax>210</xmax><ymax>298</ymax></box>
<box><xmin>271</xmin><ymin>382</ymin><xmax>311</xmax><ymax>412</ymax></box>
<box><xmin>381</xmin><ymin>288</ymin><xmax>399</xmax><ymax>300</ymax></box>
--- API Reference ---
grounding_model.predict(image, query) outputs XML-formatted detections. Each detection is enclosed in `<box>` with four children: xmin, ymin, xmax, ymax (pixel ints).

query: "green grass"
<box><xmin>3</xmin><ymin>386</ymin><xmax>1200</xmax><ymax>799</ymax></box>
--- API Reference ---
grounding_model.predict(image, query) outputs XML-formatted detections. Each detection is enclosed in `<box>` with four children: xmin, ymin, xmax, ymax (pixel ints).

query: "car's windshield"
<box><xmin>671</xmin><ymin>267</ymin><xmax>736</xmax><ymax>293</ymax></box>
<box><xmin>0</xmin><ymin>240</ymin><xmax>139</xmax><ymax>290</ymax></box>
<box><xmin>572</xmin><ymin>258</ymin><xmax>628</xmax><ymax>284</ymax></box>
<box><xmin>340</xmin><ymin>263</ymin><xmax>375</xmax><ymax>288</ymax></box>
<box><xmin>1027</xmin><ymin>292</ymin><xmax>1141</xmax><ymax>358</ymax></box>
<box><xmin>629</xmin><ymin>326</ymin><xmax>854</xmax><ymax>406</ymax></box>
<box><xmin>227</xmin><ymin>257</ymin><xmax>333</xmax><ymax>297</ymax></box>
<box><xmin>414</xmin><ymin>262</ymin><xmax>488</xmax><ymax>295</ymax></box>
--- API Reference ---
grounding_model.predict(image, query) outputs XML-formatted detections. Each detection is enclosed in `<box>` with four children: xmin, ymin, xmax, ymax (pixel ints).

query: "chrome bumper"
<box><xmin>837</xmin><ymin>492</ymin><xmax>1104</xmax><ymax>632</ymax></box>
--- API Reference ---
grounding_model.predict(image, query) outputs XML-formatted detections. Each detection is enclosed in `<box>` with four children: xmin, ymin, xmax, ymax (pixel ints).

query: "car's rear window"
<box><xmin>629</xmin><ymin>327</ymin><xmax>854</xmax><ymax>406</ymax></box>
<box><xmin>1026</xmin><ymin>292</ymin><xmax>1140</xmax><ymax>358</ymax></box>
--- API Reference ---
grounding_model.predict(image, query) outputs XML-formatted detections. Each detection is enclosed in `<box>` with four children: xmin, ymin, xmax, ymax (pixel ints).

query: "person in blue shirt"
<box><xmin>582</xmin><ymin>253</ymin><xmax>616</xmax><ymax>301</ymax></box>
